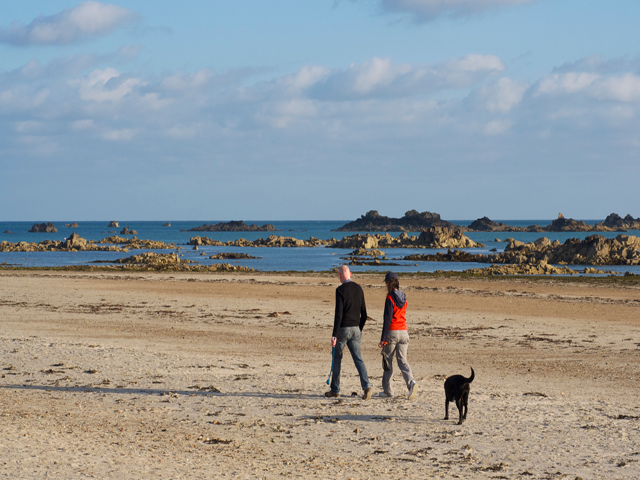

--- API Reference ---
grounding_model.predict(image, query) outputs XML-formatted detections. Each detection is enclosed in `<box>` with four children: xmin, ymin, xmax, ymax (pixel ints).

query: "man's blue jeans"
<box><xmin>330</xmin><ymin>326</ymin><xmax>370</xmax><ymax>393</ymax></box>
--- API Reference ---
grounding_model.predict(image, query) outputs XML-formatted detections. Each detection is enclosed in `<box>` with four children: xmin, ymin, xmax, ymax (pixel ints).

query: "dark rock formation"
<box><xmin>190</xmin><ymin>235</ymin><xmax>331</xmax><ymax>248</ymax></box>
<box><xmin>120</xmin><ymin>227</ymin><xmax>137</xmax><ymax>235</ymax></box>
<box><xmin>163</xmin><ymin>222</ymin><xmax>171</xmax><ymax>227</ymax></box>
<box><xmin>209</xmin><ymin>252</ymin><xmax>261</xmax><ymax>260</ymax></box>
<box><xmin>331</xmin><ymin>227</ymin><xmax>483</xmax><ymax>249</ymax></box>
<box><xmin>404</xmin><ymin>250</ymin><xmax>479</xmax><ymax>262</ymax></box>
<box><xmin>334</xmin><ymin>210</ymin><xmax>457</xmax><ymax>232</ymax></box>
<box><xmin>541</xmin><ymin>213</ymin><xmax>594</xmax><ymax>232</ymax></box>
<box><xmin>64</xmin><ymin>223</ymin><xmax>79</xmax><ymax>228</ymax></box>
<box><xmin>467</xmin><ymin>217</ymin><xmax>524</xmax><ymax>232</ymax></box>
<box><xmin>108</xmin><ymin>221</ymin><xmax>119</xmax><ymax>228</ymax></box>
<box><xmin>4</xmin><ymin>230</ymin><xmax>14</xmax><ymax>234</ymax></box>
<box><xmin>348</xmin><ymin>259</ymin><xmax>405</xmax><ymax>267</ymax></box>
<box><xmin>182</xmin><ymin>221</ymin><xmax>276</xmax><ymax>232</ymax></box>
<box><xmin>28</xmin><ymin>223</ymin><xmax>57</xmax><ymax>233</ymax></box>
<box><xmin>595</xmin><ymin>213</ymin><xmax>640</xmax><ymax>230</ymax></box>
<box><xmin>467</xmin><ymin>213</ymin><xmax>629</xmax><ymax>233</ymax></box>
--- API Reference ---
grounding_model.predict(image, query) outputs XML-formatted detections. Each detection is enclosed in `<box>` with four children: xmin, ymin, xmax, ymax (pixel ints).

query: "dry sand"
<box><xmin>1</xmin><ymin>271</ymin><xmax>640</xmax><ymax>479</ymax></box>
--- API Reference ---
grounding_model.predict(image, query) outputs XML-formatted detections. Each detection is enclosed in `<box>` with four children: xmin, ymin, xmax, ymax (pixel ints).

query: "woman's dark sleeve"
<box><xmin>381</xmin><ymin>296</ymin><xmax>393</xmax><ymax>342</ymax></box>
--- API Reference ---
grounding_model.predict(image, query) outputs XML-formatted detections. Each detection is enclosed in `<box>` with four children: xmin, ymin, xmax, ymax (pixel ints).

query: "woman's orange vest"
<box><xmin>388</xmin><ymin>294</ymin><xmax>407</xmax><ymax>331</ymax></box>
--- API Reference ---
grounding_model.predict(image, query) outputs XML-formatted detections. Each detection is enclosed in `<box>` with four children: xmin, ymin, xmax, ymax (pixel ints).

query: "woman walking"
<box><xmin>378</xmin><ymin>272</ymin><xmax>417</xmax><ymax>399</ymax></box>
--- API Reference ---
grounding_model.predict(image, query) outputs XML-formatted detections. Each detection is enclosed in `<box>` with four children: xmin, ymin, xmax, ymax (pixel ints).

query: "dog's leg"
<box><xmin>444</xmin><ymin>399</ymin><xmax>449</xmax><ymax>420</ymax></box>
<box><xmin>456</xmin><ymin>397</ymin><xmax>464</xmax><ymax>425</ymax></box>
<box><xmin>462</xmin><ymin>386</ymin><xmax>469</xmax><ymax>420</ymax></box>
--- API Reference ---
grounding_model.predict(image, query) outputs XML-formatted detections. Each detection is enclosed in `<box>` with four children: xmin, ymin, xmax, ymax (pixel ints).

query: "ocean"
<box><xmin>1</xmin><ymin>220</ymin><xmax>639</xmax><ymax>275</ymax></box>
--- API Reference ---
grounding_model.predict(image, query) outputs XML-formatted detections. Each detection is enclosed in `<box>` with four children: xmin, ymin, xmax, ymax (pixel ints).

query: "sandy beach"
<box><xmin>1</xmin><ymin>270</ymin><xmax>639</xmax><ymax>479</ymax></box>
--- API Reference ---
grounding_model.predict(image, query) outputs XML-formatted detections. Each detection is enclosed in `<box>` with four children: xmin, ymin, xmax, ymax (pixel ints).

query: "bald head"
<box><xmin>338</xmin><ymin>265</ymin><xmax>351</xmax><ymax>283</ymax></box>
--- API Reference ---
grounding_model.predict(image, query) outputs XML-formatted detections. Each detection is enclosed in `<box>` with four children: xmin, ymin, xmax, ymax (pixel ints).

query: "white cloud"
<box><xmin>536</xmin><ymin>72</ymin><xmax>640</xmax><ymax>104</ymax></box>
<box><xmin>446</xmin><ymin>54</ymin><xmax>504</xmax><ymax>72</ymax></box>
<box><xmin>0</xmin><ymin>1</ymin><xmax>138</xmax><ymax>46</ymax></box>
<box><xmin>379</xmin><ymin>0</ymin><xmax>536</xmax><ymax>21</ymax></box>
<box><xmin>102</xmin><ymin>128</ymin><xmax>134</xmax><ymax>141</ymax></box>
<box><xmin>72</xmin><ymin>68</ymin><xmax>144</xmax><ymax>102</ymax></box>
<box><xmin>304</xmin><ymin>54</ymin><xmax>503</xmax><ymax>100</ymax></box>
<box><xmin>592</xmin><ymin>74</ymin><xmax>640</xmax><ymax>103</ymax></box>
<box><xmin>161</xmin><ymin>70</ymin><xmax>214</xmax><ymax>91</ymax></box>
<box><xmin>484</xmin><ymin>119</ymin><xmax>512</xmax><ymax>135</ymax></box>
<box><xmin>536</xmin><ymin>72</ymin><xmax>599</xmax><ymax>95</ymax></box>
<box><xmin>469</xmin><ymin>77</ymin><xmax>528</xmax><ymax>112</ymax></box>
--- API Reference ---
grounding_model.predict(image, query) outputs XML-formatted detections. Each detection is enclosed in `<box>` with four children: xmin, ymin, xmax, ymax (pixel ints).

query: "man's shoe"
<box><xmin>325</xmin><ymin>390</ymin><xmax>340</xmax><ymax>398</ymax></box>
<box><xmin>408</xmin><ymin>380</ymin><xmax>418</xmax><ymax>400</ymax></box>
<box><xmin>362</xmin><ymin>387</ymin><xmax>373</xmax><ymax>400</ymax></box>
<box><xmin>378</xmin><ymin>391</ymin><xmax>394</xmax><ymax>398</ymax></box>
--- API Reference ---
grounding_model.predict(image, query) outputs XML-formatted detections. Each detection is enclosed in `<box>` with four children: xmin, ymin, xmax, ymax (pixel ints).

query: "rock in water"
<box><xmin>28</xmin><ymin>223</ymin><xmax>57</xmax><ymax>233</ymax></box>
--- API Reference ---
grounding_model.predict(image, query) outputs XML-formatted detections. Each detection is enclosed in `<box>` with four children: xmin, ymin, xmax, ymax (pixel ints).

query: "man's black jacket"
<box><xmin>333</xmin><ymin>281</ymin><xmax>367</xmax><ymax>337</ymax></box>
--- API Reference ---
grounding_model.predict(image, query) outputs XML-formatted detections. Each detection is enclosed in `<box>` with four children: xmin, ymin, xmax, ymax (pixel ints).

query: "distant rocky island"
<box><xmin>28</xmin><ymin>222</ymin><xmax>58</xmax><ymax>233</ymax></box>
<box><xmin>334</xmin><ymin>210</ymin><xmax>456</xmax><ymax>232</ymax></box>
<box><xmin>467</xmin><ymin>213</ymin><xmax>640</xmax><ymax>232</ymax></box>
<box><xmin>182</xmin><ymin>221</ymin><xmax>276</xmax><ymax>232</ymax></box>
<box><xmin>337</xmin><ymin>210</ymin><xmax>640</xmax><ymax>233</ymax></box>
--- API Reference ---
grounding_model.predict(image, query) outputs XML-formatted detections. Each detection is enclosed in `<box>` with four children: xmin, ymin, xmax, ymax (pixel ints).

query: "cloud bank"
<box><xmin>0</xmin><ymin>2</ymin><xmax>138</xmax><ymax>46</ymax></box>
<box><xmin>1</xmin><ymin>52</ymin><xmax>639</xmax><ymax>219</ymax></box>
<box><xmin>379</xmin><ymin>0</ymin><xmax>536</xmax><ymax>21</ymax></box>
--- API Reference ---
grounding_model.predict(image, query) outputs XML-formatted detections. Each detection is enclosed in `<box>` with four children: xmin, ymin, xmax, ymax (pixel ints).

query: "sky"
<box><xmin>1</xmin><ymin>0</ymin><xmax>639</xmax><ymax>221</ymax></box>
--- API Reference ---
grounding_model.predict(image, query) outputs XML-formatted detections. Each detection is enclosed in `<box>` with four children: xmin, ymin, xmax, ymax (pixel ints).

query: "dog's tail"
<box><xmin>467</xmin><ymin>367</ymin><xmax>475</xmax><ymax>384</ymax></box>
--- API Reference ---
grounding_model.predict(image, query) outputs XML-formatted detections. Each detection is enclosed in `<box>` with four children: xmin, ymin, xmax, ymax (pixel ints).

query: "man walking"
<box><xmin>326</xmin><ymin>265</ymin><xmax>372</xmax><ymax>400</ymax></box>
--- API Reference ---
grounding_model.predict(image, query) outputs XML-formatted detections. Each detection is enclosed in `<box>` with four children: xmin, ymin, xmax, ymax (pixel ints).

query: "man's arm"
<box><xmin>333</xmin><ymin>287</ymin><xmax>343</xmax><ymax>338</ymax></box>
<box><xmin>359</xmin><ymin>286</ymin><xmax>367</xmax><ymax>331</ymax></box>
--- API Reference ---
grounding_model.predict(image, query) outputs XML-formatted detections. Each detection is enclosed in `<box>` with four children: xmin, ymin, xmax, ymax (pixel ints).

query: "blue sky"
<box><xmin>1</xmin><ymin>0</ymin><xmax>639</xmax><ymax>221</ymax></box>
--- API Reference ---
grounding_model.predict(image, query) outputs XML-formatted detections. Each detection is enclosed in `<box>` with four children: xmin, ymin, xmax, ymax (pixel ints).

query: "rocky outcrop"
<box><xmin>348</xmin><ymin>259</ymin><xmax>405</xmax><ymax>267</ymax></box>
<box><xmin>209</xmin><ymin>252</ymin><xmax>261</xmax><ymax>260</ymax></box>
<box><xmin>495</xmin><ymin>234</ymin><xmax>640</xmax><ymax>266</ymax></box>
<box><xmin>4</xmin><ymin>230</ymin><xmax>14</xmax><ymax>234</ymax></box>
<box><xmin>467</xmin><ymin>213</ymin><xmax>629</xmax><ymax>233</ymax></box>
<box><xmin>28</xmin><ymin>223</ymin><xmax>57</xmax><ymax>233</ymax></box>
<box><xmin>189</xmin><ymin>235</ymin><xmax>332</xmax><ymax>248</ymax></box>
<box><xmin>350</xmin><ymin>248</ymin><xmax>386</xmax><ymax>257</ymax></box>
<box><xmin>0</xmin><ymin>234</ymin><xmax>125</xmax><ymax>253</ymax></box>
<box><xmin>404</xmin><ymin>250</ymin><xmax>479</xmax><ymax>262</ymax></box>
<box><xmin>331</xmin><ymin>227</ymin><xmax>483</xmax><ymax>249</ymax></box>
<box><xmin>183</xmin><ymin>221</ymin><xmax>276</xmax><ymax>232</ymax></box>
<box><xmin>595</xmin><ymin>213</ymin><xmax>640</xmax><ymax>231</ymax></box>
<box><xmin>120</xmin><ymin>227</ymin><xmax>137</xmax><ymax>235</ymax></box>
<box><xmin>163</xmin><ymin>223</ymin><xmax>171</xmax><ymax>227</ymax></box>
<box><xmin>97</xmin><ymin>253</ymin><xmax>253</xmax><ymax>272</ymax></box>
<box><xmin>334</xmin><ymin>210</ymin><xmax>456</xmax><ymax>232</ymax></box>
<box><xmin>108</xmin><ymin>221</ymin><xmax>119</xmax><ymax>228</ymax></box>
<box><xmin>540</xmin><ymin>213</ymin><xmax>595</xmax><ymax>232</ymax></box>
<box><xmin>113</xmin><ymin>252</ymin><xmax>194</xmax><ymax>267</ymax></box>
<box><xmin>97</xmin><ymin>236</ymin><xmax>176</xmax><ymax>250</ymax></box>
<box><xmin>464</xmin><ymin>262</ymin><xmax>578</xmax><ymax>275</ymax></box>
<box><xmin>408</xmin><ymin>235</ymin><xmax>640</xmax><ymax>267</ymax></box>
<box><xmin>64</xmin><ymin>223</ymin><xmax>79</xmax><ymax>228</ymax></box>
<box><xmin>467</xmin><ymin>217</ymin><xmax>526</xmax><ymax>232</ymax></box>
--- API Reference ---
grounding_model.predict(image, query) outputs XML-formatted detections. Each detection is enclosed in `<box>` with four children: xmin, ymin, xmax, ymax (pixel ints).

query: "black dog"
<box><xmin>444</xmin><ymin>367</ymin><xmax>474</xmax><ymax>425</ymax></box>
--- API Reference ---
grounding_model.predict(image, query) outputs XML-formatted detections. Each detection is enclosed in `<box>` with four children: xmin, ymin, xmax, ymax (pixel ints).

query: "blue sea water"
<box><xmin>1</xmin><ymin>220</ymin><xmax>639</xmax><ymax>274</ymax></box>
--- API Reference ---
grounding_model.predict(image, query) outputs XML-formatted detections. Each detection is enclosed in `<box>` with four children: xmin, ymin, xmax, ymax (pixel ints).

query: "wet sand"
<box><xmin>1</xmin><ymin>271</ymin><xmax>639</xmax><ymax>478</ymax></box>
